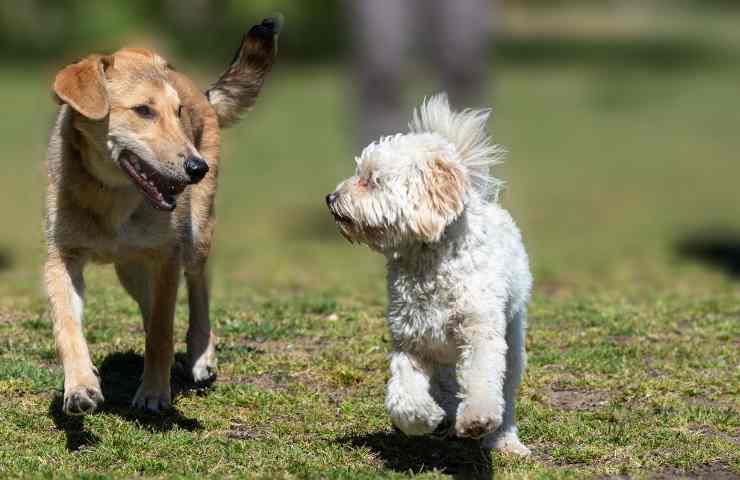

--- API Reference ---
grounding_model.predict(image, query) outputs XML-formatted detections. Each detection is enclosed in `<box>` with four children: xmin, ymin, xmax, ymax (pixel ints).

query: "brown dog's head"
<box><xmin>53</xmin><ymin>48</ymin><xmax>208</xmax><ymax>211</ymax></box>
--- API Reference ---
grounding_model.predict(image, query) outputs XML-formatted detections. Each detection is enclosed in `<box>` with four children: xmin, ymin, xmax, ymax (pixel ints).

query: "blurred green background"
<box><xmin>1</xmin><ymin>0</ymin><xmax>738</xmax><ymax>301</ymax></box>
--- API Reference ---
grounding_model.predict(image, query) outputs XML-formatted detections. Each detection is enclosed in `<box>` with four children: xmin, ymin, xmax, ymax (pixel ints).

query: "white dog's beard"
<box><xmin>333</xmin><ymin>217</ymin><xmax>403</xmax><ymax>252</ymax></box>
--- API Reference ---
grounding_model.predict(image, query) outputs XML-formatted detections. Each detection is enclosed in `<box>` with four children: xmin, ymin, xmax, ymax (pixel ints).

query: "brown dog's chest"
<box><xmin>77</xmin><ymin>202</ymin><xmax>181</xmax><ymax>264</ymax></box>
<box><xmin>94</xmin><ymin>227</ymin><xmax>176</xmax><ymax>264</ymax></box>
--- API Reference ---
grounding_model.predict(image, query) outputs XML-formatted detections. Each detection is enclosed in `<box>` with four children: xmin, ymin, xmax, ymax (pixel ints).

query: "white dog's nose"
<box><xmin>325</xmin><ymin>192</ymin><xmax>337</xmax><ymax>207</ymax></box>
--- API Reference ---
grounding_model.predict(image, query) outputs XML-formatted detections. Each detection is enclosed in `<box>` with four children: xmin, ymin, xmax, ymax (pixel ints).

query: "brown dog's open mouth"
<box><xmin>119</xmin><ymin>151</ymin><xmax>186</xmax><ymax>211</ymax></box>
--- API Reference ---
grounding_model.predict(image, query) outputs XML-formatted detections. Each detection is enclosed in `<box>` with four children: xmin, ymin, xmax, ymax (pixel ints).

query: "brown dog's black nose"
<box><xmin>185</xmin><ymin>156</ymin><xmax>209</xmax><ymax>184</ymax></box>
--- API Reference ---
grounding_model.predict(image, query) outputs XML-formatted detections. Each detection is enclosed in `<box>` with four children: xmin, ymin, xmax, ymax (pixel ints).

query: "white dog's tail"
<box><xmin>410</xmin><ymin>93</ymin><xmax>504</xmax><ymax>199</ymax></box>
<box><xmin>205</xmin><ymin>15</ymin><xmax>282</xmax><ymax>128</ymax></box>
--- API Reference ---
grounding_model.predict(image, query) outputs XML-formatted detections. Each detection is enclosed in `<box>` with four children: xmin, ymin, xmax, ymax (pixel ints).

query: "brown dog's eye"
<box><xmin>177</xmin><ymin>105</ymin><xmax>183</xmax><ymax>118</ymax></box>
<box><xmin>132</xmin><ymin>104</ymin><xmax>156</xmax><ymax>119</ymax></box>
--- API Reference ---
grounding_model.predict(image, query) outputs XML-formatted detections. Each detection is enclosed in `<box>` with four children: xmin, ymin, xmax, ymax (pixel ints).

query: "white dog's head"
<box><xmin>326</xmin><ymin>94</ymin><xmax>504</xmax><ymax>251</ymax></box>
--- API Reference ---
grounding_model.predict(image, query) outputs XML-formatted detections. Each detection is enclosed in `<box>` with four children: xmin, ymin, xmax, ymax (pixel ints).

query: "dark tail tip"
<box><xmin>248</xmin><ymin>13</ymin><xmax>284</xmax><ymax>40</ymax></box>
<box><xmin>263</xmin><ymin>13</ymin><xmax>285</xmax><ymax>34</ymax></box>
<box><xmin>206</xmin><ymin>15</ymin><xmax>282</xmax><ymax>128</ymax></box>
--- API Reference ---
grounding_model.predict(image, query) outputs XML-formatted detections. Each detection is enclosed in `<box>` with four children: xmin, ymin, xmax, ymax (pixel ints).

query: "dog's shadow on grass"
<box><xmin>49</xmin><ymin>351</ymin><xmax>211</xmax><ymax>452</ymax></box>
<box><xmin>677</xmin><ymin>230</ymin><xmax>740</xmax><ymax>279</ymax></box>
<box><xmin>48</xmin><ymin>399</ymin><xmax>102</xmax><ymax>452</ymax></box>
<box><xmin>336</xmin><ymin>430</ymin><xmax>493</xmax><ymax>479</ymax></box>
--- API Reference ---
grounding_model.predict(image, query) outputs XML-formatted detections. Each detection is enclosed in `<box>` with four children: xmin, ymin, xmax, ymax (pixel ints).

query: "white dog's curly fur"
<box><xmin>327</xmin><ymin>94</ymin><xmax>532</xmax><ymax>455</ymax></box>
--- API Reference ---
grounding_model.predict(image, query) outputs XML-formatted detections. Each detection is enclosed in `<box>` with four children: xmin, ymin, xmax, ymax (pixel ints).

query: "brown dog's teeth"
<box><xmin>120</xmin><ymin>151</ymin><xmax>181</xmax><ymax>211</ymax></box>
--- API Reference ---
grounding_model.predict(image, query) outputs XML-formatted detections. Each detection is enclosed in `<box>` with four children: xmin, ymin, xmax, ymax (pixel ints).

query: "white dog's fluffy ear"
<box><xmin>412</xmin><ymin>154</ymin><xmax>467</xmax><ymax>242</ymax></box>
<box><xmin>410</xmin><ymin>93</ymin><xmax>504</xmax><ymax>199</ymax></box>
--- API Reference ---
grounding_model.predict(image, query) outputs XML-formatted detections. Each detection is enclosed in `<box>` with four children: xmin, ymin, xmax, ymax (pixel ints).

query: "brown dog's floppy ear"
<box><xmin>53</xmin><ymin>55</ymin><xmax>112</xmax><ymax>120</ymax></box>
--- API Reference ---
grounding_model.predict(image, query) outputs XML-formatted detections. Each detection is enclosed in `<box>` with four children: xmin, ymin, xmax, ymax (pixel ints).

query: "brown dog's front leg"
<box><xmin>132</xmin><ymin>253</ymin><xmax>180</xmax><ymax>412</ymax></box>
<box><xmin>186</xmin><ymin>268</ymin><xmax>217</xmax><ymax>383</ymax></box>
<box><xmin>45</xmin><ymin>251</ymin><xmax>103</xmax><ymax>416</ymax></box>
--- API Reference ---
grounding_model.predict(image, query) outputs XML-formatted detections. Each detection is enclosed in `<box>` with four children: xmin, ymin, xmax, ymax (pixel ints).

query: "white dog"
<box><xmin>326</xmin><ymin>94</ymin><xmax>532</xmax><ymax>455</ymax></box>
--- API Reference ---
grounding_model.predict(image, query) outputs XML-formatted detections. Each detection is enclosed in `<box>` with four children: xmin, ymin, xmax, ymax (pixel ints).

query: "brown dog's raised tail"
<box><xmin>206</xmin><ymin>15</ymin><xmax>282</xmax><ymax>128</ymax></box>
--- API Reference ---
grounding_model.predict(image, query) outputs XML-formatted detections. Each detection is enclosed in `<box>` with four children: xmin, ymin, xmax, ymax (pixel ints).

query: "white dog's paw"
<box><xmin>483</xmin><ymin>430</ymin><xmax>531</xmax><ymax>456</ymax></box>
<box><xmin>455</xmin><ymin>401</ymin><xmax>503</xmax><ymax>439</ymax></box>
<box><xmin>386</xmin><ymin>392</ymin><xmax>446</xmax><ymax>436</ymax></box>
<box><xmin>132</xmin><ymin>382</ymin><xmax>171</xmax><ymax>413</ymax></box>
<box><xmin>388</xmin><ymin>404</ymin><xmax>446</xmax><ymax>436</ymax></box>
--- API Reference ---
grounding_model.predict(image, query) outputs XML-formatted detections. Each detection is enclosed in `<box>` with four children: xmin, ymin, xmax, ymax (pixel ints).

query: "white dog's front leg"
<box><xmin>455</xmin><ymin>315</ymin><xmax>507</xmax><ymax>439</ymax></box>
<box><xmin>385</xmin><ymin>351</ymin><xmax>446</xmax><ymax>435</ymax></box>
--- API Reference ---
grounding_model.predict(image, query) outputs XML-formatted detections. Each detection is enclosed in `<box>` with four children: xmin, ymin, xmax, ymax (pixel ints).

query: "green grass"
<box><xmin>1</xmin><ymin>25</ymin><xmax>739</xmax><ymax>479</ymax></box>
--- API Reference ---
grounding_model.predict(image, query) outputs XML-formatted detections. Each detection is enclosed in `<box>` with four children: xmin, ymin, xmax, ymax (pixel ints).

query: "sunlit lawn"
<box><xmin>0</xmin><ymin>31</ymin><xmax>738</xmax><ymax>478</ymax></box>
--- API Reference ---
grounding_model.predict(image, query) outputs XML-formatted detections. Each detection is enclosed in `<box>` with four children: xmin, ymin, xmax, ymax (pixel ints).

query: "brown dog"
<box><xmin>45</xmin><ymin>17</ymin><xmax>280</xmax><ymax>415</ymax></box>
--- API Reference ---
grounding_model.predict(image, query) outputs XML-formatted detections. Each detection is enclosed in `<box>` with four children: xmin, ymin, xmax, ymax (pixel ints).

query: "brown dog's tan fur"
<box><xmin>45</xmin><ymin>18</ymin><xmax>280</xmax><ymax>415</ymax></box>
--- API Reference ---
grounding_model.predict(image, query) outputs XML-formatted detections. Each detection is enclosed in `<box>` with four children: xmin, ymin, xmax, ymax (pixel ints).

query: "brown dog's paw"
<box><xmin>132</xmin><ymin>383</ymin><xmax>171</xmax><ymax>413</ymax></box>
<box><xmin>64</xmin><ymin>384</ymin><xmax>104</xmax><ymax>416</ymax></box>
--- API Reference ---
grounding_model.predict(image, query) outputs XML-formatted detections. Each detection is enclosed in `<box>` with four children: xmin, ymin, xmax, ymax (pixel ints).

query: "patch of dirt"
<box><xmin>606</xmin><ymin>335</ymin><xmax>633</xmax><ymax>344</ymax></box>
<box><xmin>226</xmin><ymin>373</ymin><xmax>287</xmax><ymax>391</ymax></box>
<box><xmin>640</xmin><ymin>355</ymin><xmax>665</xmax><ymax>377</ymax></box>
<box><xmin>651</xmin><ymin>462</ymin><xmax>738</xmax><ymax>479</ymax></box>
<box><xmin>228</xmin><ymin>369</ymin><xmax>359</xmax><ymax>413</ymax></box>
<box><xmin>226</xmin><ymin>419</ymin><xmax>273</xmax><ymax>441</ymax></box>
<box><xmin>227</xmin><ymin>419</ymin><xmax>325</xmax><ymax>442</ymax></box>
<box><xmin>219</xmin><ymin>337</ymin><xmax>326</xmax><ymax>384</ymax></box>
<box><xmin>228</xmin><ymin>369</ymin><xmax>330</xmax><ymax>391</ymax></box>
<box><xmin>245</xmin><ymin>337</ymin><xmax>329</xmax><ymax>354</ymax></box>
<box><xmin>220</xmin><ymin>336</ymin><xmax>364</xmax><ymax>411</ymax></box>
<box><xmin>547</xmin><ymin>388</ymin><xmax>610</xmax><ymax>411</ymax></box>
<box><xmin>685</xmin><ymin>396</ymin><xmax>739</xmax><ymax>412</ymax></box>
<box><xmin>0</xmin><ymin>306</ymin><xmax>32</xmax><ymax>325</ymax></box>
<box><xmin>597</xmin><ymin>463</ymin><xmax>739</xmax><ymax>479</ymax></box>
<box><xmin>528</xmin><ymin>442</ymin><xmax>583</xmax><ymax>468</ymax></box>
<box><xmin>220</xmin><ymin>337</ymin><xmax>331</xmax><ymax>363</ymax></box>
<box><xmin>688</xmin><ymin>423</ymin><xmax>740</xmax><ymax>447</ymax></box>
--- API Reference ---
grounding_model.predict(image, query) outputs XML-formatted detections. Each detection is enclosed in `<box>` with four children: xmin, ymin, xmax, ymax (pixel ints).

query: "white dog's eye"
<box><xmin>365</xmin><ymin>172</ymin><xmax>383</xmax><ymax>187</ymax></box>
